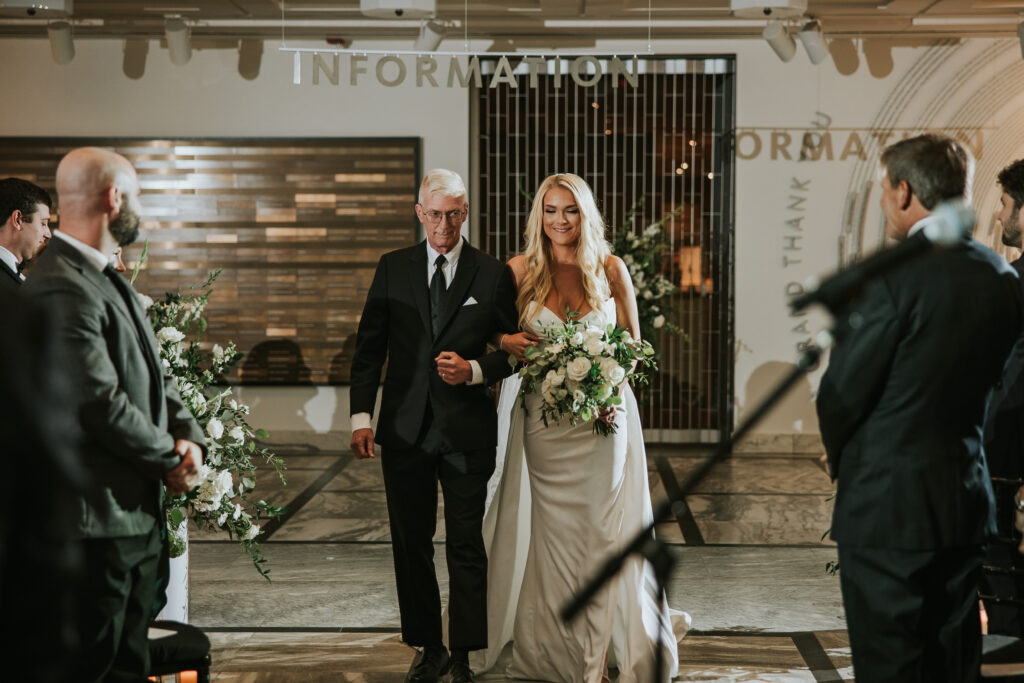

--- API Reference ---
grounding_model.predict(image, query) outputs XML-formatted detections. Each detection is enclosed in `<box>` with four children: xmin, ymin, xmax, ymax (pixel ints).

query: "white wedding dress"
<box><xmin>472</xmin><ymin>299</ymin><xmax>685</xmax><ymax>682</ymax></box>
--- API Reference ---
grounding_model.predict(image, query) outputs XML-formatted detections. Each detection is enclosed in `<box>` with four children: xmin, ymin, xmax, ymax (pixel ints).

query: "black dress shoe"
<box><xmin>448</xmin><ymin>660</ymin><xmax>477</xmax><ymax>683</ymax></box>
<box><xmin>406</xmin><ymin>645</ymin><xmax>450</xmax><ymax>682</ymax></box>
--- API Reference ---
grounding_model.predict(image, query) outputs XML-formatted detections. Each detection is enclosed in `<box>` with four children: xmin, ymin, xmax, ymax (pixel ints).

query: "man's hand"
<box><xmin>351</xmin><ymin>427</ymin><xmax>376</xmax><ymax>459</ymax></box>
<box><xmin>436</xmin><ymin>351</ymin><xmax>472</xmax><ymax>385</ymax></box>
<box><xmin>164</xmin><ymin>439</ymin><xmax>203</xmax><ymax>495</ymax></box>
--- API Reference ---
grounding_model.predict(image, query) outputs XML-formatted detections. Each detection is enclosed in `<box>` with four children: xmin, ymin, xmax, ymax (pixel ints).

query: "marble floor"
<box><xmin>189</xmin><ymin>435</ymin><xmax>850</xmax><ymax>682</ymax></box>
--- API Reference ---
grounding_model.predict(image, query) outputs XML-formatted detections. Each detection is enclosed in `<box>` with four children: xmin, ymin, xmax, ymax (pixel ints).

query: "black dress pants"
<box><xmin>381</xmin><ymin>417</ymin><xmax>494</xmax><ymax>650</ymax></box>
<box><xmin>838</xmin><ymin>544</ymin><xmax>984</xmax><ymax>683</ymax></box>
<box><xmin>77</xmin><ymin>523</ymin><xmax>163</xmax><ymax>683</ymax></box>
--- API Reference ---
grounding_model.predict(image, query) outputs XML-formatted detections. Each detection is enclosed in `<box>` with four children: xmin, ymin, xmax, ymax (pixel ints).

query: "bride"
<box><xmin>472</xmin><ymin>173</ymin><xmax>684</xmax><ymax>682</ymax></box>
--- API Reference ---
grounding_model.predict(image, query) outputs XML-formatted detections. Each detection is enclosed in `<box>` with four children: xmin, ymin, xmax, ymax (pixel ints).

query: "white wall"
<box><xmin>3</xmin><ymin>34</ymin><xmax>1020</xmax><ymax>440</ymax></box>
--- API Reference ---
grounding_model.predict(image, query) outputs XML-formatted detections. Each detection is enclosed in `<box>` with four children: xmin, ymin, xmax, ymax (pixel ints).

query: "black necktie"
<box><xmin>430</xmin><ymin>254</ymin><xmax>448</xmax><ymax>338</ymax></box>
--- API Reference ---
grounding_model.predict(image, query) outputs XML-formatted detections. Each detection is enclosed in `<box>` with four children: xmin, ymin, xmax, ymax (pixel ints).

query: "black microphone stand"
<box><xmin>560</xmin><ymin>339</ymin><xmax>828</xmax><ymax>683</ymax></box>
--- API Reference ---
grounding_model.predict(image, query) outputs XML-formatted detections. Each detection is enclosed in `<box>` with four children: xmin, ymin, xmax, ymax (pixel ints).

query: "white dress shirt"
<box><xmin>0</xmin><ymin>245</ymin><xmax>23</xmax><ymax>281</ymax></box>
<box><xmin>351</xmin><ymin>239</ymin><xmax>484</xmax><ymax>433</ymax></box>
<box><xmin>54</xmin><ymin>230</ymin><xmax>110</xmax><ymax>271</ymax></box>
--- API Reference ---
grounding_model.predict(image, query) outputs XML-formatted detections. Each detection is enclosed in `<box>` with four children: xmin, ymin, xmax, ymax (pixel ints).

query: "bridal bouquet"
<box><xmin>514</xmin><ymin>313</ymin><xmax>656</xmax><ymax>436</ymax></box>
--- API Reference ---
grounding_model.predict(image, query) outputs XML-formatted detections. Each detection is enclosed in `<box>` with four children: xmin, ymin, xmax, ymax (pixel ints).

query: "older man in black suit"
<box><xmin>817</xmin><ymin>134</ymin><xmax>1023</xmax><ymax>682</ymax></box>
<box><xmin>349</xmin><ymin>168</ymin><xmax>517</xmax><ymax>683</ymax></box>
<box><xmin>25</xmin><ymin>147</ymin><xmax>205</xmax><ymax>682</ymax></box>
<box><xmin>0</xmin><ymin>177</ymin><xmax>52</xmax><ymax>289</ymax></box>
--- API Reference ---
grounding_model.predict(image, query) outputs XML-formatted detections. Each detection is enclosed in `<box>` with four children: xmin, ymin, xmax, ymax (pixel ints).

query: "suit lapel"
<box><xmin>407</xmin><ymin>242</ymin><xmax>432</xmax><ymax>336</ymax></box>
<box><xmin>0</xmin><ymin>261</ymin><xmax>20</xmax><ymax>287</ymax></box>
<box><xmin>436</xmin><ymin>241</ymin><xmax>479</xmax><ymax>339</ymax></box>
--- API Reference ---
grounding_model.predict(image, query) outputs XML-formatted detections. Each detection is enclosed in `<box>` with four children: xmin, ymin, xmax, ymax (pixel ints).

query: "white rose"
<box><xmin>566</xmin><ymin>356</ymin><xmax>592</xmax><ymax>381</ymax></box>
<box><xmin>229</xmin><ymin>425</ymin><xmax>245</xmax><ymax>445</ymax></box>
<box><xmin>137</xmin><ymin>293</ymin><xmax>154</xmax><ymax>310</ymax></box>
<box><xmin>206</xmin><ymin>418</ymin><xmax>224</xmax><ymax>440</ymax></box>
<box><xmin>584</xmin><ymin>336</ymin><xmax>605</xmax><ymax>357</ymax></box>
<box><xmin>213</xmin><ymin>344</ymin><xmax>226</xmax><ymax>363</ymax></box>
<box><xmin>244</xmin><ymin>524</ymin><xmax>261</xmax><ymax>540</ymax></box>
<box><xmin>601</xmin><ymin>359</ymin><xmax>627</xmax><ymax>386</ymax></box>
<box><xmin>570</xmin><ymin>331</ymin><xmax>584</xmax><ymax>346</ymax></box>
<box><xmin>642</xmin><ymin>289</ymin><xmax>653</xmax><ymax>300</ymax></box>
<box><xmin>545</xmin><ymin>370</ymin><xmax>564</xmax><ymax>387</ymax></box>
<box><xmin>157</xmin><ymin>326</ymin><xmax>185</xmax><ymax>343</ymax></box>
<box><xmin>653</xmin><ymin>315</ymin><xmax>665</xmax><ymax>329</ymax></box>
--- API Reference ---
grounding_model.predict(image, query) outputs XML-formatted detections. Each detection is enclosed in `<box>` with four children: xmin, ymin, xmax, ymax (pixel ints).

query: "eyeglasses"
<box><xmin>419</xmin><ymin>208</ymin><xmax>467</xmax><ymax>226</ymax></box>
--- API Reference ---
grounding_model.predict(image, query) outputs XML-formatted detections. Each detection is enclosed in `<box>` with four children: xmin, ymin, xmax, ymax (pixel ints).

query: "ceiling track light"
<box><xmin>165</xmin><ymin>17</ymin><xmax>191</xmax><ymax>66</ymax></box>
<box><xmin>238</xmin><ymin>38</ymin><xmax>263</xmax><ymax>80</ymax></box>
<box><xmin>762</xmin><ymin>19</ymin><xmax>796</xmax><ymax>62</ymax></box>
<box><xmin>413</xmin><ymin>18</ymin><xmax>445</xmax><ymax>52</ymax></box>
<box><xmin>122</xmin><ymin>38</ymin><xmax>148</xmax><ymax>79</ymax></box>
<box><xmin>797</xmin><ymin>19</ymin><xmax>829</xmax><ymax>65</ymax></box>
<box><xmin>47</xmin><ymin>20</ymin><xmax>74</xmax><ymax>65</ymax></box>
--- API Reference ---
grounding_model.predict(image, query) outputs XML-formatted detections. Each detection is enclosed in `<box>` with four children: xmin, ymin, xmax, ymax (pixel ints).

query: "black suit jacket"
<box><xmin>350</xmin><ymin>239</ymin><xmax>518</xmax><ymax>452</ymax></box>
<box><xmin>817</xmin><ymin>236</ymin><xmax>1023</xmax><ymax>550</ymax></box>
<box><xmin>24</xmin><ymin>237</ymin><xmax>206</xmax><ymax>538</ymax></box>
<box><xmin>0</xmin><ymin>260</ymin><xmax>20</xmax><ymax>291</ymax></box>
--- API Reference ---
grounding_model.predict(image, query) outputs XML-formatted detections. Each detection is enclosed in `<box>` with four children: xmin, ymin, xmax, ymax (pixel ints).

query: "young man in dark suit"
<box><xmin>981</xmin><ymin>158</ymin><xmax>1024</xmax><ymax>636</ymax></box>
<box><xmin>349</xmin><ymin>169</ymin><xmax>518</xmax><ymax>683</ymax></box>
<box><xmin>0</xmin><ymin>177</ymin><xmax>52</xmax><ymax>290</ymax></box>
<box><xmin>817</xmin><ymin>134</ymin><xmax>1024</xmax><ymax>682</ymax></box>
<box><xmin>25</xmin><ymin>147</ymin><xmax>205</xmax><ymax>682</ymax></box>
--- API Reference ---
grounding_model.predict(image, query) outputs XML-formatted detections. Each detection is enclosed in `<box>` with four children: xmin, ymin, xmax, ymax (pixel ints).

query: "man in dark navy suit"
<box><xmin>818</xmin><ymin>134</ymin><xmax>1023</xmax><ymax>682</ymax></box>
<box><xmin>981</xmin><ymin>158</ymin><xmax>1024</xmax><ymax>636</ymax></box>
<box><xmin>0</xmin><ymin>177</ymin><xmax>52</xmax><ymax>290</ymax></box>
<box><xmin>349</xmin><ymin>169</ymin><xmax>517</xmax><ymax>683</ymax></box>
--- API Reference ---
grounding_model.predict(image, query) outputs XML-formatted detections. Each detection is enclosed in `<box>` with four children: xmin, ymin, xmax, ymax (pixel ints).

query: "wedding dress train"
<box><xmin>473</xmin><ymin>300</ymin><xmax>686</xmax><ymax>683</ymax></box>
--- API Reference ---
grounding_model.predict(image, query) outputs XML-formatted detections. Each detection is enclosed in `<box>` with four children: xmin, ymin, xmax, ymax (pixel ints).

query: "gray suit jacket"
<box><xmin>25</xmin><ymin>237</ymin><xmax>205</xmax><ymax>538</ymax></box>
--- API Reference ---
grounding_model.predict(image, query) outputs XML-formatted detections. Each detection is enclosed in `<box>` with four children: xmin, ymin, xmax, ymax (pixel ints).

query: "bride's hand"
<box><xmin>598</xmin><ymin>405</ymin><xmax>619</xmax><ymax>426</ymax></box>
<box><xmin>500</xmin><ymin>331</ymin><xmax>541</xmax><ymax>362</ymax></box>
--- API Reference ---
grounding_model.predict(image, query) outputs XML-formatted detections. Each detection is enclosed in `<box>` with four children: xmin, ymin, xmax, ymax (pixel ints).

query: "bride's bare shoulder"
<box><xmin>507</xmin><ymin>255</ymin><xmax>528</xmax><ymax>284</ymax></box>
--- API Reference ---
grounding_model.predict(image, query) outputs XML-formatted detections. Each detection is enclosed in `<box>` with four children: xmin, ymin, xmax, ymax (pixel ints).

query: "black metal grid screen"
<box><xmin>473</xmin><ymin>56</ymin><xmax>735</xmax><ymax>441</ymax></box>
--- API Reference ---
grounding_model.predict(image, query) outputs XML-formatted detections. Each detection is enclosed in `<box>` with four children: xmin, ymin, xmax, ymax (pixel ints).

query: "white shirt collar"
<box><xmin>907</xmin><ymin>214</ymin><xmax>941</xmax><ymax>239</ymax></box>
<box><xmin>426</xmin><ymin>237</ymin><xmax>464</xmax><ymax>267</ymax></box>
<box><xmin>0</xmin><ymin>245</ymin><xmax>20</xmax><ymax>278</ymax></box>
<box><xmin>54</xmin><ymin>230</ymin><xmax>111</xmax><ymax>271</ymax></box>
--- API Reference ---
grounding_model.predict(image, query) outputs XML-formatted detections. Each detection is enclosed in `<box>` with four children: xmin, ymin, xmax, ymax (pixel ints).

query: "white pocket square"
<box><xmin>463</xmin><ymin>296</ymin><xmax>478</xmax><ymax>306</ymax></box>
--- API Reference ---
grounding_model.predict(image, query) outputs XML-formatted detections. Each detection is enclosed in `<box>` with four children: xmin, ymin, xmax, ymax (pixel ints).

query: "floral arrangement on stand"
<box><xmin>513</xmin><ymin>314</ymin><xmax>656</xmax><ymax>436</ymax></box>
<box><xmin>612</xmin><ymin>202</ymin><xmax>689</xmax><ymax>346</ymax></box>
<box><xmin>134</xmin><ymin>258</ymin><xmax>286</xmax><ymax>580</ymax></box>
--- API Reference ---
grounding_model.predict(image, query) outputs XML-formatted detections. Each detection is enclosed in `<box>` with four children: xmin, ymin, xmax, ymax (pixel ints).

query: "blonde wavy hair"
<box><xmin>516</xmin><ymin>173</ymin><xmax>611</xmax><ymax>328</ymax></box>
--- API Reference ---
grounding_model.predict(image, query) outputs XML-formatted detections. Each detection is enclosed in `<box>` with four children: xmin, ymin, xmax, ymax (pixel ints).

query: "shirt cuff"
<box><xmin>467</xmin><ymin>360</ymin><xmax>483</xmax><ymax>385</ymax></box>
<box><xmin>351</xmin><ymin>412</ymin><xmax>373</xmax><ymax>432</ymax></box>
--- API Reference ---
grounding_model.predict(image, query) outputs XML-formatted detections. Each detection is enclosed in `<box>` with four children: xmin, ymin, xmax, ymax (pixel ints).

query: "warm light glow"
<box><xmin>682</xmin><ymin>162</ymin><xmax>689</xmax><ymax>170</ymax></box>
<box><xmin>679</xmin><ymin>246</ymin><xmax>703</xmax><ymax>290</ymax></box>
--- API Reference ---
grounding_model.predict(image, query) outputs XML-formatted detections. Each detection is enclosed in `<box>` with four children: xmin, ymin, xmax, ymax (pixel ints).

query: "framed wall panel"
<box><xmin>0</xmin><ymin>137</ymin><xmax>419</xmax><ymax>385</ymax></box>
